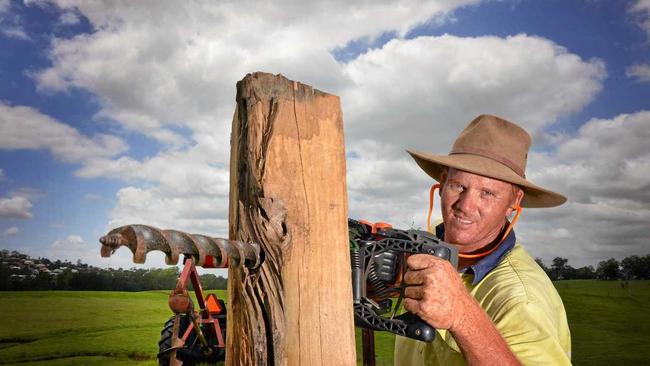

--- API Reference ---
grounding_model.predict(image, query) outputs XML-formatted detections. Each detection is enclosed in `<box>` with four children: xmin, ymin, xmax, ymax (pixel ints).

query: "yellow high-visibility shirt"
<box><xmin>394</xmin><ymin>243</ymin><xmax>571</xmax><ymax>366</ymax></box>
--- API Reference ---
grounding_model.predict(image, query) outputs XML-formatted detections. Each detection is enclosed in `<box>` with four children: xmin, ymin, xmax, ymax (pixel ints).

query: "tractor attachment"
<box><xmin>158</xmin><ymin>257</ymin><xmax>227</xmax><ymax>365</ymax></box>
<box><xmin>100</xmin><ymin>224</ymin><xmax>261</xmax><ymax>366</ymax></box>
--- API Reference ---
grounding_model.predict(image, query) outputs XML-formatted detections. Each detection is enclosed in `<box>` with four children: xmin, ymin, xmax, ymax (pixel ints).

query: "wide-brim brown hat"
<box><xmin>408</xmin><ymin>114</ymin><xmax>566</xmax><ymax>208</ymax></box>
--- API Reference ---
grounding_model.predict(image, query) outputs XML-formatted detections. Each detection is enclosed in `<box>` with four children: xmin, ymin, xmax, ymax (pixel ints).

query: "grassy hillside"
<box><xmin>1</xmin><ymin>281</ymin><xmax>648</xmax><ymax>365</ymax></box>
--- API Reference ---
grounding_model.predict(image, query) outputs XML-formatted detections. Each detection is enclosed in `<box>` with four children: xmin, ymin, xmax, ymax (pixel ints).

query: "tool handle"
<box><xmin>397</xmin><ymin>312</ymin><xmax>436</xmax><ymax>342</ymax></box>
<box><xmin>354</xmin><ymin>303</ymin><xmax>436</xmax><ymax>342</ymax></box>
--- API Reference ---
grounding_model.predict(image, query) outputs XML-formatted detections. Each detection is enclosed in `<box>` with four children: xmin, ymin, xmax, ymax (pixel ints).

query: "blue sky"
<box><xmin>1</xmin><ymin>0</ymin><xmax>649</xmax><ymax>269</ymax></box>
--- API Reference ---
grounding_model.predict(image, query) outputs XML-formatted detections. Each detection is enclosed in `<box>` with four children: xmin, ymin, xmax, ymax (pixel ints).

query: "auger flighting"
<box><xmin>99</xmin><ymin>224</ymin><xmax>262</xmax><ymax>269</ymax></box>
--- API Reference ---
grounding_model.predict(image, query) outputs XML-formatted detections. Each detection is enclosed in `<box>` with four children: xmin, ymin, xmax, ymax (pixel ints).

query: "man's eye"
<box><xmin>449</xmin><ymin>183</ymin><xmax>464</xmax><ymax>192</ymax></box>
<box><xmin>482</xmin><ymin>190</ymin><xmax>495</xmax><ymax>197</ymax></box>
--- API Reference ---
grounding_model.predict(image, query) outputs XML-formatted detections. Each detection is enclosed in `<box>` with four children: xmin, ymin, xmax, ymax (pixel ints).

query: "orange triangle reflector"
<box><xmin>205</xmin><ymin>293</ymin><xmax>222</xmax><ymax>313</ymax></box>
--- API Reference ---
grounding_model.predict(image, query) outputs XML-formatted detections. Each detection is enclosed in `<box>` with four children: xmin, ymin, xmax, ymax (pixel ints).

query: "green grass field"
<box><xmin>1</xmin><ymin>281</ymin><xmax>648</xmax><ymax>365</ymax></box>
<box><xmin>555</xmin><ymin>280</ymin><xmax>650</xmax><ymax>366</ymax></box>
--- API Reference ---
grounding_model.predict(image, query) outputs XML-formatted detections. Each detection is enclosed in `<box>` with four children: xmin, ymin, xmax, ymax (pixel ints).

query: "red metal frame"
<box><xmin>167</xmin><ymin>257</ymin><xmax>226</xmax><ymax>365</ymax></box>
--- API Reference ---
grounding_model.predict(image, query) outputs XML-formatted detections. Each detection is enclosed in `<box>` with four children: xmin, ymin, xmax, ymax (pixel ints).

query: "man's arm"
<box><xmin>403</xmin><ymin>254</ymin><xmax>521</xmax><ymax>366</ymax></box>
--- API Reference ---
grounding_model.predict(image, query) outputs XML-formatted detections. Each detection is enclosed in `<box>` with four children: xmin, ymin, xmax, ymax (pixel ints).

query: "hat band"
<box><xmin>449</xmin><ymin>147</ymin><xmax>525</xmax><ymax>177</ymax></box>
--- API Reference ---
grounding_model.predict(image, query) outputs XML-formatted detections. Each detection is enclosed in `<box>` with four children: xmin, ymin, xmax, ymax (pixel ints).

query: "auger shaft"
<box><xmin>99</xmin><ymin>224</ymin><xmax>261</xmax><ymax>268</ymax></box>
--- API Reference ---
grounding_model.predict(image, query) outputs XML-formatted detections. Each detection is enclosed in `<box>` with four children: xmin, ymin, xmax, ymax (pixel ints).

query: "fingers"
<box><xmin>403</xmin><ymin>298</ymin><xmax>421</xmax><ymax>315</ymax></box>
<box><xmin>404</xmin><ymin>255</ymin><xmax>449</xmax><ymax>286</ymax></box>
<box><xmin>404</xmin><ymin>285</ymin><xmax>425</xmax><ymax>300</ymax></box>
<box><xmin>403</xmin><ymin>270</ymin><xmax>424</xmax><ymax>285</ymax></box>
<box><xmin>407</xmin><ymin>253</ymin><xmax>444</xmax><ymax>271</ymax></box>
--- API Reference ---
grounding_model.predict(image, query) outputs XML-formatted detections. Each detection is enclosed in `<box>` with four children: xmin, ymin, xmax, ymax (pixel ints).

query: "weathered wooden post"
<box><xmin>227</xmin><ymin>72</ymin><xmax>357</xmax><ymax>365</ymax></box>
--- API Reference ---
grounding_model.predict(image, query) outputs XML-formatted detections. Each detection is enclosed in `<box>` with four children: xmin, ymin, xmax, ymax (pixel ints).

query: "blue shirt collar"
<box><xmin>436</xmin><ymin>223</ymin><xmax>516</xmax><ymax>285</ymax></box>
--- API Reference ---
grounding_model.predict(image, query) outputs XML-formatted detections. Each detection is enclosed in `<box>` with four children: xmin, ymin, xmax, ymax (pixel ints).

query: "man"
<box><xmin>394</xmin><ymin>114</ymin><xmax>571</xmax><ymax>365</ymax></box>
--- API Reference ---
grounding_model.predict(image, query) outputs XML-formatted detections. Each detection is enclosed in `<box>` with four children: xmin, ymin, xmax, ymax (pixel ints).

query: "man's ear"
<box><xmin>514</xmin><ymin>187</ymin><xmax>524</xmax><ymax>206</ymax></box>
<box><xmin>507</xmin><ymin>187</ymin><xmax>524</xmax><ymax>216</ymax></box>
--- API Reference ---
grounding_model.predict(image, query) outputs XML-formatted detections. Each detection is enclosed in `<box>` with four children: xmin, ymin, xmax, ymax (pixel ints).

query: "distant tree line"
<box><xmin>0</xmin><ymin>265</ymin><xmax>228</xmax><ymax>291</ymax></box>
<box><xmin>3</xmin><ymin>250</ymin><xmax>650</xmax><ymax>291</ymax></box>
<box><xmin>535</xmin><ymin>254</ymin><xmax>650</xmax><ymax>281</ymax></box>
<box><xmin>0</xmin><ymin>256</ymin><xmax>228</xmax><ymax>291</ymax></box>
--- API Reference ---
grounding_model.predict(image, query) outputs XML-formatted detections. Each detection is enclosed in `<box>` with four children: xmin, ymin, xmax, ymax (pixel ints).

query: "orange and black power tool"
<box><xmin>349</xmin><ymin>218</ymin><xmax>458</xmax><ymax>342</ymax></box>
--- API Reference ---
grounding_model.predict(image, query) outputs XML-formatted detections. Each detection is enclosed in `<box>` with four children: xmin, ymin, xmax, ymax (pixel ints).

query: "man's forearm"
<box><xmin>450</xmin><ymin>296</ymin><xmax>521</xmax><ymax>366</ymax></box>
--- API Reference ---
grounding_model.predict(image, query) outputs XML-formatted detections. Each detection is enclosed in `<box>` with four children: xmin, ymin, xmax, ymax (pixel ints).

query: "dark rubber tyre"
<box><xmin>157</xmin><ymin>313</ymin><xmax>226</xmax><ymax>366</ymax></box>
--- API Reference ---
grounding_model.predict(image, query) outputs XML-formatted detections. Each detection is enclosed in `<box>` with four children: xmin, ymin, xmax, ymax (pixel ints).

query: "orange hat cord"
<box><xmin>426</xmin><ymin>183</ymin><xmax>441</xmax><ymax>234</ymax></box>
<box><xmin>426</xmin><ymin>183</ymin><xmax>522</xmax><ymax>260</ymax></box>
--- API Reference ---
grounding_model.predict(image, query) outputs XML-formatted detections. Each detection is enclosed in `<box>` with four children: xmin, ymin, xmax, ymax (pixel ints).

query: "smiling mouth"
<box><xmin>452</xmin><ymin>214</ymin><xmax>474</xmax><ymax>225</ymax></box>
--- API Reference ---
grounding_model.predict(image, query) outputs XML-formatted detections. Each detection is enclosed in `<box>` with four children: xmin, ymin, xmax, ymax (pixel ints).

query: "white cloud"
<box><xmin>520</xmin><ymin>111</ymin><xmax>650</xmax><ymax>266</ymax></box>
<box><xmin>626</xmin><ymin>63</ymin><xmax>650</xmax><ymax>82</ymax></box>
<box><xmin>340</xmin><ymin>34</ymin><xmax>605</xmax><ymax>155</ymax></box>
<box><xmin>35</xmin><ymin>0</ymin><xmax>481</xmax><ymax>147</ymax></box>
<box><xmin>49</xmin><ymin>234</ymin><xmax>125</xmax><ymax>268</ymax></box>
<box><xmin>0</xmin><ymin>188</ymin><xmax>43</xmax><ymax>220</ymax></box>
<box><xmin>0</xmin><ymin>0</ymin><xmax>9</xmax><ymax>14</ymax></box>
<box><xmin>531</xmin><ymin>111</ymin><xmax>650</xmax><ymax>202</ymax></box>
<box><xmin>52</xmin><ymin>234</ymin><xmax>86</xmax><ymax>251</ymax></box>
<box><xmin>109</xmin><ymin>186</ymin><xmax>229</xmax><ymax>237</ymax></box>
<box><xmin>76</xmin><ymin>145</ymin><xmax>230</xmax><ymax>198</ymax></box>
<box><xmin>0</xmin><ymin>0</ymin><xmax>30</xmax><ymax>41</ymax></box>
<box><xmin>58</xmin><ymin>11</ymin><xmax>79</xmax><ymax>25</ymax></box>
<box><xmin>0</xmin><ymin>102</ymin><xmax>128</xmax><ymax>164</ymax></box>
<box><xmin>3</xmin><ymin>226</ymin><xmax>19</xmax><ymax>236</ymax></box>
<box><xmin>0</xmin><ymin>195</ymin><xmax>33</xmax><ymax>219</ymax></box>
<box><xmin>550</xmin><ymin>228</ymin><xmax>571</xmax><ymax>239</ymax></box>
<box><xmin>8</xmin><ymin>187</ymin><xmax>44</xmax><ymax>201</ymax></box>
<box><xmin>630</xmin><ymin>0</ymin><xmax>650</xmax><ymax>38</ymax></box>
<box><xmin>1</xmin><ymin>26</ymin><xmax>30</xmax><ymax>40</ymax></box>
<box><xmin>48</xmin><ymin>234</ymin><xmax>136</xmax><ymax>267</ymax></box>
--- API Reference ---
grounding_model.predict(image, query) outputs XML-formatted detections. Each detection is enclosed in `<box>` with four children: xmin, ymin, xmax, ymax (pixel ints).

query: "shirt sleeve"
<box><xmin>492</xmin><ymin>299</ymin><xmax>572</xmax><ymax>366</ymax></box>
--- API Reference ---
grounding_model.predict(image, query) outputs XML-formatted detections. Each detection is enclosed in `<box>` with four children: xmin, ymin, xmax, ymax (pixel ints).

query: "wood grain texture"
<box><xmin>226</xmin><ymin>72</ymin><xmax>356</xmax><ymax>366</ymax></box>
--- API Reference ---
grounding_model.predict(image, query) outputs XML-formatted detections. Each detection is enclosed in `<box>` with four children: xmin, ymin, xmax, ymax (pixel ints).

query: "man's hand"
<box><xmin>403</xmin><ymin>254</ymin><xmax>471</xmax><ymax>331</ymax></box>
<box><xmin>403</xmin><ymin>254</ymin><xmax>522</xmax><ymax>365</ymax></box>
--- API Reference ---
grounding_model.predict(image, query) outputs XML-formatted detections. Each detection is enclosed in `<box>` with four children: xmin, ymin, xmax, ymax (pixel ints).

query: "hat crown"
<box><xmin>450</xmin><ymin>114</ymin><xmax>531</xmax><ymax>177</ymax></box>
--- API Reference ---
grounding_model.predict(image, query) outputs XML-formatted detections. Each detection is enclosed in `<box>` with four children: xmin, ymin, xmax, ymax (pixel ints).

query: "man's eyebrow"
<box><xmin>481</xmin><ymin>184</ymin><xmax>513</xmax><ymax>197</ymax></box>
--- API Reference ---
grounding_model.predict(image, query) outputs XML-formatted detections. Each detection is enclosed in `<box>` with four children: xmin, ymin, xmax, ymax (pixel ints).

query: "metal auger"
<box><xmin>99</xmin><ymin>224</ymin><xmax>261</xmax><ymax>269</ymax></box>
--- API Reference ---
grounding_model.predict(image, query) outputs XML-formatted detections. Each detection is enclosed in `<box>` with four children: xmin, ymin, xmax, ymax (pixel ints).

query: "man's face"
<box><xmin>440</xmin><ymin>168</ymin><xmax>523</xmax><ymax>252</ymax></box>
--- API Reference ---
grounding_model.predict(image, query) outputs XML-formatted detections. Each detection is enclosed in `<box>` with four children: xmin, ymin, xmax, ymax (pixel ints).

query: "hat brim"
<box><xmin>407</xmin><ymin>149</ymin><xmax>566</xmax><ymax>208</ymax></box>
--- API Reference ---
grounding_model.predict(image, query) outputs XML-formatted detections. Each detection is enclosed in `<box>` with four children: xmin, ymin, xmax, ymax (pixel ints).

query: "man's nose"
<box><xmin>453</xmin><ymin>190</ymin><xmax>479</xmax><ymax>213</ymax></box>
